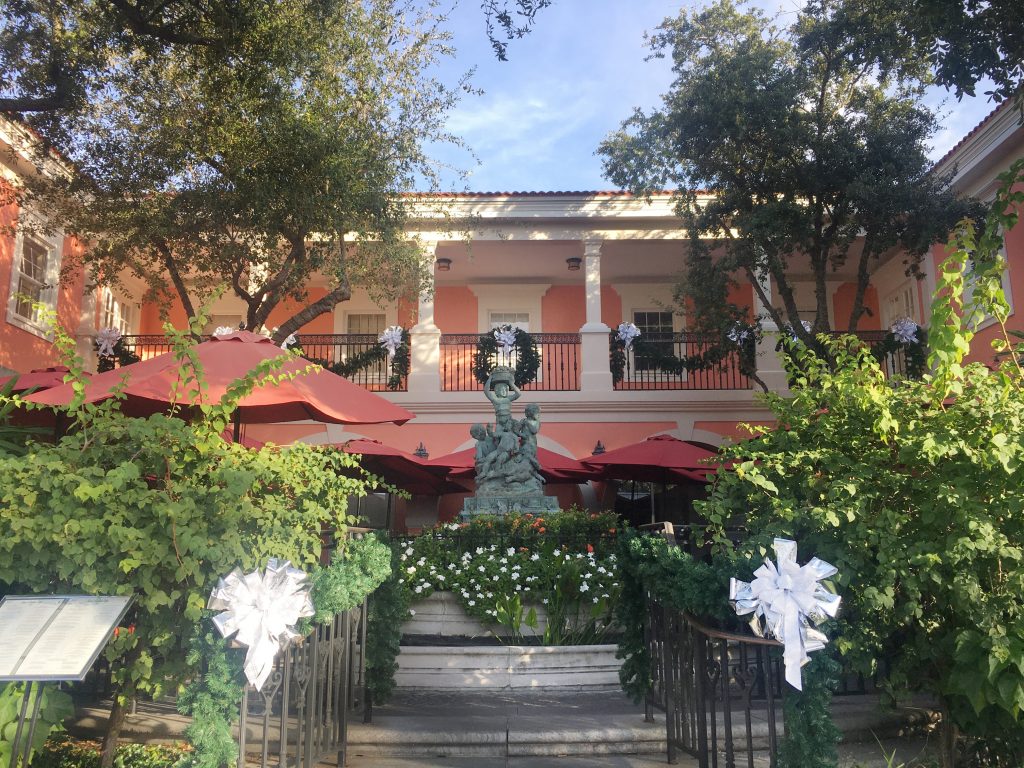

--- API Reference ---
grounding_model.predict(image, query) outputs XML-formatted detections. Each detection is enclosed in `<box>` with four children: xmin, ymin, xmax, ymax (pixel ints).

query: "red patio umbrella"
<box><xmin>339</xmin><ymin>439</ymin><xmax>471</xmax><ymax>496</ymax></box>
<box><xmin>0</xmin><ymin>366</ymin><xmax>88</xmax><ymax>393</ymax></box>
<box><xmin>25</xmin><ymin>331</ymin><xmax>413</xmax><ymax>436</ymax></box>
<box><xmin>582</xmin><ymin>434</ymin><xmax>719</xmax><ymax>484</ymax></box>
<box><xmin>429</xmin><ymin>445</ymin><xmax>598</xmax><ymax>483</ymax></box>
<box><xmin>583</xmin><ymin>434</ymin><xmax>720</xmax><ymax>525</ymax></box>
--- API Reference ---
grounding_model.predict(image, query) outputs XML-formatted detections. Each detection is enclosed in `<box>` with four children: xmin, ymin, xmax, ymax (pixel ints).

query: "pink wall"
<box><xmin>434</xmin><ymin>286</ymin><xmax>477</xmax><ymax>332</ymax></box>
<box><xmin>0</xmin><ymin>197</ymin><xmax>86</xmax><ymax>372</ymax></box>
<box><xmin>832</xmin><ymin>282</ymin><xmax>881</xmax><ymax>331</ymax></box>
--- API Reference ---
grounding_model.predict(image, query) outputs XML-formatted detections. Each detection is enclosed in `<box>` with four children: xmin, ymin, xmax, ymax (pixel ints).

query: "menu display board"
<box><xmin>0</xmin><ymin>595</ymin><xmax>132</xmax><ymax>681</ymax></box>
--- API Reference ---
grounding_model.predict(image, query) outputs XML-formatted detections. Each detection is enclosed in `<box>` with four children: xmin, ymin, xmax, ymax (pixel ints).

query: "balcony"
<box><xmin>613</xmin><ymin>332</ymin><xmax>753</xmax><ymax>391</ymax></box>
<box><xmin>439</xmin><ymin>333</ymin><xmax>581</xmax><ymax>392</ymax></box>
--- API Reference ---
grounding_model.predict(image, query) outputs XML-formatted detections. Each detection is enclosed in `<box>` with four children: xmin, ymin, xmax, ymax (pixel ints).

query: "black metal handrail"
<box><xmin>238</xmin><ymin>599</ymin><xmax>367</xmax><ymax>768</ymax></box>
<box><xmin>440</xmin><ymin>332</ymin><xmax>581</xmax><ymax>391</ymax></box>
<box><xmin>296</xmin><ymin>333</ymin><xmax>408</xmax><ymax>392</ymax></box>
<box><xmin>644</xmin><ymin>597</ymin><xmax>786</xmax><ymax>767</ymax></box>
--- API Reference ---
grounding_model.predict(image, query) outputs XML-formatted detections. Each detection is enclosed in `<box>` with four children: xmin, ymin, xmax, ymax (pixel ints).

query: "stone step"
<box><xmin>347</xmin><ymin>690</ymin><xmax>664</xmax><ymax>759</ymax></box>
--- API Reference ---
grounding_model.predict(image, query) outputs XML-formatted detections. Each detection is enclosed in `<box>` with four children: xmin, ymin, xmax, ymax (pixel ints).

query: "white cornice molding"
<box><xmin>933</xmin><ymin>105</ymin><xmax>1024</xmax><ymax>198</ymax></box>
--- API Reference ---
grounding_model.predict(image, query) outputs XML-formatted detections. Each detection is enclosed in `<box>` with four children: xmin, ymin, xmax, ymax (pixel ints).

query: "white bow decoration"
<box><xmin>213</xmin><ymin>326</ymin><xmax>235</xmax><ymax>338</ymax></box>
<box><xmin>730</xmin><ymin>538</ymin><xmax>841</xmax><ymax>690</ymax></box>
<box><xmin>208</xmin><ymin>559</ymin><xmax>316</xmax><ymax>690</ymax></box>
<box><xmin>727</xmin><ymin>323</ymin><xmax>751</xmax><ymax>346</ymax></box>
<box><xmin>890</xmin><ymin>317</ymin><xmax>919</xmax><ymax>345</ymax></box>
<box><xmin>96</xmin><ymin>328</ymin><xmax>122</xmax><ymax>357</ymax></box>
<box><xmin>280</xmin><ymin>333</ymin><xmax>298</xmax><ymax>350</ymax></box>
<box><xmin>493</xmin><ymin>325</ymin><xmax>518</xmax><ymax>354</ymax></box>
<box><xmin>378</xmin><ymin>326</ymin><xmax>404</xmax><ymax>359</ymax></box>
<box><xmin>617</xmin><ymin>322</ymin><xmax>641</xmax><ymax>349</ymax></box>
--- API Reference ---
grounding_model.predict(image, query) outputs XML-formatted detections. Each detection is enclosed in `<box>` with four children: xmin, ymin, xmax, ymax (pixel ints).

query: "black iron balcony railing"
<box><xmin>296</xmin><ymin>333</ymin><xmax>408</xmax><ymax>392</ymax></box>
<box><xmin>115</xmin><ymin>333</ymin><xmax>408</xmax><ymax>391</ymax></box>
<box><xmin>614</xmin><ymin>332</ymin><xmax>754</xmax><ymax>391</ymax></box>
<box><xmin>440</xmin><ymin>332</ymin><xmax>581</xmax><ymax>392</ymax></box>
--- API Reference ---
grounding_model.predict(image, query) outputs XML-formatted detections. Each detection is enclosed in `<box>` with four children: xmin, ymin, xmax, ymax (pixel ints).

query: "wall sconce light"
<box><xmin>592</xmin><ymin>440</ymin><xmax>606</xmax><ymax>455</ymax></box>
<box><xmin>413</xmin><ymin>442</ymin><xmax>429</xmax><ymax>459</ymax></box>
<box><xmin>566</xmin><ymin>257</ymin><xmax>582</xmax><ymax>271</ymax></box>
<box><xmin>435</xmin><ymin>257</ymin><xmax>452</xmax><ymax>272</ymax></box>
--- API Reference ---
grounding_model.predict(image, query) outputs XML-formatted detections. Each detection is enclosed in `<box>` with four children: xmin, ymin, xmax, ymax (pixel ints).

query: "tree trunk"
<box><xmin>100</xmin><ymin>691</ymin><xmax>132</xmax><ymax>768</ymax></box>
<box><xmin>272</xmin><ymin>283</ymin><xmax>352</xmax><ymax>343</ymax></box>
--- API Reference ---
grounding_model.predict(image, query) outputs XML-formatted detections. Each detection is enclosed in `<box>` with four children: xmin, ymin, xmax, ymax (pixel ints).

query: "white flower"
<box><xmin>437</xmin><ymin>574</ymin><xmax>446</xmax><ymax>582</ymax></box>
<box><xmin>408</xmin><ymin>609</ymin><xmax>416</xmax><ymax>616</ymax></box>
<box><xmin>530</xmin><ymin>553</ymin><xmax>540</xmax><ymax>561</ymax></box>
<box><xmin>417</xmin><ymin>558</ymin><xmax>426</xmax><ymax>566</ymax></box>
<box><xmin>597</xmin><ymin>566</ymin><xmax>607</xmax><ymax>575</ymax></box>
<box><xmin>447</xmin><ymin>523</ymin><xmax>460</xmax><ymax>531</ymax></box>
<box><xmin>405</xmin><ymin>547</ymin><xmax>414</xmax><ymax>556</ymax></box>
<box><xmin>553</xmin><ymin>549</ymin><xmax>561</xmax><ymax>557</ymax></box>
<box><xmin>891</xmin><ymin>317</ymin><xmax>919</xmax><ymax>345</ymax></box>
<box><xmin>406</xmin><ymin>566</ymin><xmax>416</xmax><ymax>574</ymax></box>
<box><xmin>593</xmin><ymin>597</ymin><xmax>600</xmax><ymax>603</ymax></box>
<box><xmin>617</xmin><ymin>322</ymin><xmax>641</xmax><ymax>349</ymax></box>
<box><xmin>511</xmin><ymin>570</ymin><xmax>520</xmax><ymax>580</ymax></box>
<box><xmin>580</xmin><ymin>583</ymin><xmax>590</xmax><ymax>593</ymax></box>
<box><xmin>500</xmin><ymin>557</ymin><xmax>508</xmax><ymax>564</ymax></box>
<box><xmin>414</xmin><ymin>586</ymin><xmax>423</xmax><ymax>594</ymax></box>
<box><xmin>468</xmin><ymin>600</ymin><xmax>476</xmax><ymax>607</ymax></box>
<box><xmin>515</xmin><ymin>584</ymin><xmax>522</xmax><ymax>591</ymax></box>
<box><xmin>476</xmin><ymin>547</ymin><xmax>485</xmax><ymax>555</ymax></box>
<box><xmin>212</xmin><ymin>326</ymin><xmax>235</xmax><ymax>338</ymax></box>
<box><xmin>506</xmin><ymin>547</ymin><xmax>516</xmax><ymax>557</ymax></box>
<box><xmin>542</xmin><ymin>598</ymin><xmax>549</xmax><ymax>605</ymax></box>
<box><xmin>478</xmin><ymin>566</ymin><xmax>486</xmax><ymax>573</ymax></box>
<box><xmin>499</xmin><ymin>566</ymin><xmax>507</xmax><ymax>573</ymax></box>
<box><xmin>486</xmin><ymin>592</ymin><xmax>493</xmax><ymax>598</ymax></box>
<box><xmin>400</xmin><ymin>554</ymin><xmax>407</xmax><ymax>562</ymax></box>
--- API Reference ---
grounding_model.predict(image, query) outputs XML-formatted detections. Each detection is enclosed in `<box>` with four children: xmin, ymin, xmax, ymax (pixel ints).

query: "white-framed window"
<box><xmin>100</xmin><ymin>287</ymin><xmax>137</xmax><ymax>335</ymax></box>
<box><xmin>963</xmin><ymin>244</ymin><xmax>1014</xmax><ymax>331</ymax></box>
<box><xmin>488</xmin><ymin>311</ymin><xmax>530</xmax><ymax>332</ymax></box>
<box><xmin>881</xmin><ymin>279</ymin><xmax>919</xmax><ymax>329</ymax></box>
<box><xmin>6</xmin><ymin>220</ymin><xmax>62</xmax><ymax>338</ymax></box>
<box><xmin>631</xmin><ymin>309</ymin><xmax>676</xmax><ymax>374</ymax></box>
<box><xmin>346</xmin><ymin>313</ymin><xmax>386</xmax><ymax>336</ymax></box>
<box><xmin>202</xmin><ymin>314</ymin><xmax>244</xmax><ymax>335</ymax></box>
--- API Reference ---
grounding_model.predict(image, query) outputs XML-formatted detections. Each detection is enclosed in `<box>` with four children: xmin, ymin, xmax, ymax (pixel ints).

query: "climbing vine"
<box><xmin>472</xmin><ymin>325</ymin><xmax>541</xmax><ymax>387</ymax></box>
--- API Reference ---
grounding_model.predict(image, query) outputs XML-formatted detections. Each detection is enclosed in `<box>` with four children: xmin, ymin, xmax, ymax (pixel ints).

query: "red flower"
<box><xmin>586</xmin><ymin>544</ymin><xmax>594</xmax><ymax>554</ymax></box>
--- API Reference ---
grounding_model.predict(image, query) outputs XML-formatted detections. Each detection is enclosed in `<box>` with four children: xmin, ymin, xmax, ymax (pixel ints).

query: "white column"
<box><xmin>407</xmin><ymin>242</ymin><xmax>442</xmax><ymax>393</ymax></box>
<box><xmin>75</xmin><ymin>281</ymin><xmax>99</xmax><ymax>372</ymax></box>
<box><xmin>751</xmin><ymin>269</ymin><xmax>789</xmax><ymax>393</ymax></box>
<box><xmin>579</xmin><ymin>239</ymin><xmax>613</xmax><ymax>393</ymax></box>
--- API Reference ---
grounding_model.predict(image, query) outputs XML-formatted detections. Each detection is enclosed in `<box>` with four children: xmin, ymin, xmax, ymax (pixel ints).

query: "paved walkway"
<box><xmin>70</xmin><ymin>688</ymin><xmax>941</xmax><ymax>768</ymax></box>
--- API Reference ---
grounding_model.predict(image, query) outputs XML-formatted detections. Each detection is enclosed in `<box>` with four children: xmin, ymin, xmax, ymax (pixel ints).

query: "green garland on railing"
<box><xmin>366</xmin><ymin>538</ymin><xmax>410</xmax><ymax>706</ymax></box>
<box><xmin>608</xmin><ymin>331</ymin><xmax>755</xmax><ymax>385</ymax></box>
<box><xmin>616</xmin><ymin>531</ymin><xmax>840</xmax><ymax>768</ymax></box>
<box><xmin>175</xmin><ymin>535</ymin><xmax>395</xmax><ymax>768</ymax></box>
<box><xmin>302</xmin><ymin>341</ymin><xmax>409</xmax><ymax>391</ymax></box>
<box><xmin>472</xmin><ymin>325</ymin><xmax>541</xmax><ymax>387</ymax></box>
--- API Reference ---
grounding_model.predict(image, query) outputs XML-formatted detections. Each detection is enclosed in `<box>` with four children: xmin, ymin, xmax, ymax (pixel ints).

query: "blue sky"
<box><xmin>427</xmin><ymin>0</ymin><xmax>999</xmax><ymax>193</ymax></box>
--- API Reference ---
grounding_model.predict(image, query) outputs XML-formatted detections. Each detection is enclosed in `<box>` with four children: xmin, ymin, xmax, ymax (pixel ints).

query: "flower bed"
<box><xmin>396</xmin><ymin>509</ymin><xmax>621</xmax><ymax>645</ymax></box>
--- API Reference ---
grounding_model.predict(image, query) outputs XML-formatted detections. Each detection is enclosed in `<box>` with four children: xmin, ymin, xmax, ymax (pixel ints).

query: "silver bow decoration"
<box><xmin>616</xmin><ymin>322</ymin><xmax>640</xmax><ymax>349</ymax></box>
<box><xmin>280</xmin><ymin>333</ymin><xmax>298</xmax><ymax>350</ymax></box>
<box><xmin>493</xmin><ymin>325</ymin><xmax>518</xmax><ymax>354</ymax></box>
<box><xmin>378</xmin><ymin>325</ymin><xmax>404</xmax><ymax>359</ymax></box>
<box><xmin>730</xmin><ymin>538</ymin><xmax>841</xmax><ymax>690</ymax></box>
<box><xmin>96</xmin><ymin>327</ymin><xmax>122</xmax><ymax>357</ymax></box>
<box><xmin>213</xmin><ymin>326</ymin><xmax>235</xmax><ymax>337</ymax></box>
<box><xmin>208</xmin><ymin>559</ymin><xmax>315</xmax><ymax>690</ymax></box>
<box><xmin>890</xmin><ymin>317</ymin><xmax>919</xmax><ymax>345</ymax></box>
